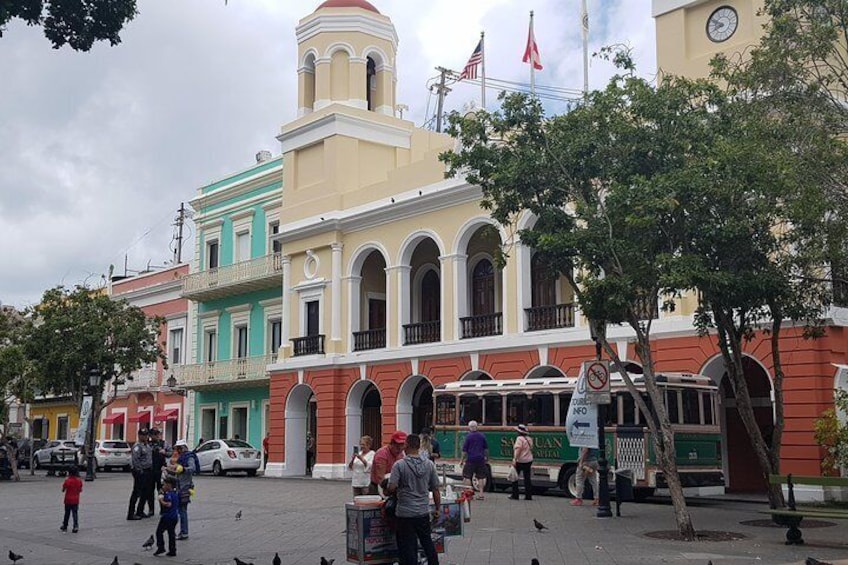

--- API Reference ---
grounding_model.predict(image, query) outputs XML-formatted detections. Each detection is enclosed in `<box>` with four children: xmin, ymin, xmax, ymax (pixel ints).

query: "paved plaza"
<box><xmin>1</xmin><ymin>472</ymin><xmax>847</xmax><ymax>565</ymax></box>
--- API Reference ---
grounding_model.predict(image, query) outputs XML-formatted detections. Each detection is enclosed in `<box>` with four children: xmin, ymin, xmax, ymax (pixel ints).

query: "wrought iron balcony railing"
<box><xmin>460</xmin><ymin>313</ymin><xmax>503</xmax><ymax>339</ymax></box>
<box><xmin>352</xmin><ymin>328</ymin><xmax>386</xmax><ymax>352</ymax></box>
<box><xmin>291</xmin><ymin>335</ymin><xmax>325</xmax><ymax>357</ymax></box>
<box><xmin>181</xmin><ymin>253</ymin><xmax>284</xmax><ymax>300</ymax></box>
<box><xmin>525</xmin><ymin>303</ymin><xmax>575</xmax><ymax>331</ymax></box>
<box><xmin>403</xmin><ymin>321</ymin><xmax>440</xmax><ymax>345</ymax></box>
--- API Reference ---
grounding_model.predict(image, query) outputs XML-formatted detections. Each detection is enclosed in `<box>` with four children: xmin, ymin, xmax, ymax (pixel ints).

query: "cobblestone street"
<box><xmin>1</xmin><ymin>472</ymin><xmax>848</xmax><ymax>565</ymax></box>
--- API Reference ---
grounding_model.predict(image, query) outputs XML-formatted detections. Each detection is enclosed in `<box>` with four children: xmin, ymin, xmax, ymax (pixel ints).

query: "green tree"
<box><xmin>441</xmin><ymin>63</ymin><xmax>728</xmax><ymax>538</ymax></box>
<box><xmin>0</xmin><ymin>0</ymin><xmax>137</xmax><ymax>51</ymax></box>
<box><xmin>0</xmin><ymin>306</ymin><xmax>35</xmax><ymax>480</ymax></box>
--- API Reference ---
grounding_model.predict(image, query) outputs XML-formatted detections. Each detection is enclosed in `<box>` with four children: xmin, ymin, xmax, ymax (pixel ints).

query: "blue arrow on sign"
<box><xmin>573</xmin><ymin>421</ymin><xmax>591</xmax><ymax>429</ymax></box>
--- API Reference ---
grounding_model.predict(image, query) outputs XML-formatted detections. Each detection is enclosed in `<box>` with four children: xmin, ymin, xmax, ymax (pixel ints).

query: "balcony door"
<box><xmin>471</xmin><ymin>259</ymin><xmax>495</xmax><ymax>316</ymax></box>
<box><xmin>531</xmin><ymin>254</ymin><xmax>557</xmax><ymax>307</ymax></box>
<box><xmin>368</xmin><ymin>299</ymin><xmax>386</xmax><ymax>330</ymax></box>
<box><xmin>306</xmin><ymin>301</ymin><xmax>320</xmax><ymax>336</ymax></box>
<box><xmin>420</xmin><ymin>270</ymin><xmax>440</xmax><ymax>322</ymax></box>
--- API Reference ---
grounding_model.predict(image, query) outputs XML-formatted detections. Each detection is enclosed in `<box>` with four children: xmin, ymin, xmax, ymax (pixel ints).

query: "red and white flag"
<box><xmin>522</xmin><ymin>12</ymin><xmax>543</xmax><ymax>71</ymax></box>
<box><xmin>460</xmin><ymin>39</ymin><xmax>484</xmax><ymax>80</ymax></box>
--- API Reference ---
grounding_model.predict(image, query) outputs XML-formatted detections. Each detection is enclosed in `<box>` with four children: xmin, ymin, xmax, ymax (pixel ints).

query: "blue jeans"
<box><xmin>179</xmin><ymin>503</ymin><xmax>189</xmax><ymax>536</ymax></box>
<box><xmin>62</xmin><ymin>504</ymin><xmax>79</xmax><ymax>529</ymax></box>
<box><xmin>395</xmin><ymin>514</ymin><xmax>438</xmax><ymax>565</ymax></box>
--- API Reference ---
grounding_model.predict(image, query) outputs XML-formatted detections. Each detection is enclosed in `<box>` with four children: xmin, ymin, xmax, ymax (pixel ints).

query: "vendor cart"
<box><xmin>345</xmin><ymin>500</ymin><xmax>463</xmax><ymax>565</ymax></box>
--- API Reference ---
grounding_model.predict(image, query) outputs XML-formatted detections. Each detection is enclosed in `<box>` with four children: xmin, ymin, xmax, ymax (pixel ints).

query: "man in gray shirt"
<box><xmin>387</xmin><ymin>434</ymin><xmax>441</xmax><ymax>565</ymax></box>
<box><xmin>127</xmin><ymin>429</ymin><xmax>153</xmax><ymax>520</ymax></box>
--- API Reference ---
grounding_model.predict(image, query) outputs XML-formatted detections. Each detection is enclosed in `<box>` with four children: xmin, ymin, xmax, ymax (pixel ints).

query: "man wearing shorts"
<box><xmin>459</xmin><ymin>420</ymin><xmax>488</xmax><ymax>500</ymax></box>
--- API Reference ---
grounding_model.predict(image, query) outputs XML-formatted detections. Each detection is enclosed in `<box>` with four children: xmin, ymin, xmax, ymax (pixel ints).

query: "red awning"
<box><xmin>128</xmin><ymin>411</ymin><xmax>151</xmax><ymax>423</ymax></box>
<box><xmin>102</xmin><ymin>412</ymin><xmax>125</xmax><ymax>425</ymax></box>
<box><xmin>153</xmin><ymin>408</ymin><xmax>179</xmax><ymax>422</ymax></box>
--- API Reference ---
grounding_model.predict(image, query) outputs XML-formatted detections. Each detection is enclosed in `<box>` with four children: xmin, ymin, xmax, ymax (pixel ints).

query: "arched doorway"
<box><xmin>346</xmin><ymin>381</ymin><xmax>382</xmax><ymax>456</ymax></box>
<box><xmin>284</xmin><ymin>384</ymin><xmax>315</xmax><ymax>477</ymax></box>
<box><xmin>701</xmin><ymin>355</ymin><xmax>774</xmax><ymax>493</ymax></box>
<box><xmin>396</xmin><ymin>375</ymin><xmax>434</xmax><ymax>434</ymax></box>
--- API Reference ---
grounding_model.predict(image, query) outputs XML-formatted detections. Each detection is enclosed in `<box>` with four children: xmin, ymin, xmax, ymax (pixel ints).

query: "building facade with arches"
<box><xmin>166</xmin><ymin>0</ymin><xmax>847</xmax><ymax>496</ymax></box>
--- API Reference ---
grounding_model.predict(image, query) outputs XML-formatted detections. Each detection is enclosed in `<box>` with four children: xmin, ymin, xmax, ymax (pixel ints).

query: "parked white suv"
<box><xmin>94</xmin><ymin>440</ymin><xmax>131</xmax><ymax>471</ymax></box>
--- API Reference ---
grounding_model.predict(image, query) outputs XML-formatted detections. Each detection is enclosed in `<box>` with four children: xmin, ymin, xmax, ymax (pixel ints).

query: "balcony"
<box><xmin>352</xmin><ymin>328</ymin><xmax>386</xmax><ymax>352</ymax></box>
<box><xmin>403</xmin><ymin>321</ymin><xmax>440</xmax><ymax>345</ymax></box>
<box><xmin>460</xmin><ymin>313</ymin><xmax>503</xmax><ymax>339</ymax></box>
<box><xmin>122</xmin><ymin>366</ymin><xmax>158</xmax><ymax>390</ymax></box>
<box><xmin>291</xmin><ymin>334</ymin><xmax>325</xmax><ymax>357</ymax></box>
<box><xmin>181</xmin><ymin>253</ymin><xmax>284</xmax><ymax>301</ymax></box>
<box><xmin>172</xmin><ymin>354</ymin><xmax>275</xmax><ymax>388</ymax></box>
<box><xmin>525</xmin><ymin>303</ymin><xmax>575</xmax><ymax>331</ymax></box>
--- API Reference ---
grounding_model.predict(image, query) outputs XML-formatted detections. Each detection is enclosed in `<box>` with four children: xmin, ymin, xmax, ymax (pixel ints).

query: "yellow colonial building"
<box><xmin>31</xmin><ymin>396</ymin><xmax>79</xmax><ymax>441</ymax></box>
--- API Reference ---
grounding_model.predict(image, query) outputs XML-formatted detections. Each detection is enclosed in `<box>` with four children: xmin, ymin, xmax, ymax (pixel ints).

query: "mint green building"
<box><xmin>175</xmin><ymin>153</ymin><xmax>283</xmax><ymax>463</ymax></box>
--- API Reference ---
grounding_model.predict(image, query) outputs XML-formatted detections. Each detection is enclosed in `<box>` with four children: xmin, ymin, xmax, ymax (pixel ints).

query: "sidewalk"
<box><xmin>0</xmin><ymin>472</ymin><xmax>846</xmax><ymax>564</ymax></box>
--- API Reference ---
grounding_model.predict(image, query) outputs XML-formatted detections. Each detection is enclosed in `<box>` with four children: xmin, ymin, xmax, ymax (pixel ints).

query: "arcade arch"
<box><xmin>396</xmin><ymin>375</ymin><xmax>434</xmax><ymax>434</ymax></box>
<box><xmin>346</xmin><ymin>380</ymin><xmax>382</xmax><ymax>457</ymax></box>
<box><xmin>284</xmin><ymin>384</ymin><xmax>316</xmax><ymax>476</ymax></box>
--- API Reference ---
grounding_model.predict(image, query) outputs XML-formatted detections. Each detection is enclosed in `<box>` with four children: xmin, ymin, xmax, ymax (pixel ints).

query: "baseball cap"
<box><xmin>174</xmin><ymin>439</ymin><xmax>188</xmax><ymax>448</ymax></box>
<box><xmin>390</xmin><ymin>431</ymin><xmax>408</xmax><ymax>444</ymax></box>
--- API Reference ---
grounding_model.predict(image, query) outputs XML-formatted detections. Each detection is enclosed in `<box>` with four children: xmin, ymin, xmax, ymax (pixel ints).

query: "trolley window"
<box><xmin>435</xmin><ymin>395</ymin><xmax>456</xmax><ymax>426</ymax></box>
<box><xmin>506</xmin><ymin>393</ymin><xmax>529</xmax><ymax>425</ymax></box>
<box><xmin>459</xmin><ymin>394</ymin><xmax>482</xmax><ymax>425</ymax></box>
<box><xmin>529</xmin><ymin>392</ymin><xmax>555</xmax><ymax>426</ymax></box>
<box><xmin>682</xmin><ymin>389</ymin><xmax>700</xmax><ymax>424</ymax></box>
<box><xmin>482</xmin><ymin>394</ymin><xmax>503</xmax><ymax>426</ymax></box>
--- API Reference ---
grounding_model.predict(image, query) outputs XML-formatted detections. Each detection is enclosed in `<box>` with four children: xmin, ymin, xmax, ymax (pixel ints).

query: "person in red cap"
<box><xmin>370</xmin><ymin>430</ymin><xmax>407</xmax><ymax>495</ymax></box>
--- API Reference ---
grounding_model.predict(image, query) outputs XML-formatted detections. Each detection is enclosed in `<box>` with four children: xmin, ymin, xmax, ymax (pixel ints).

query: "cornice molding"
<box><xmin>296</xmin><ymin>13</ymin><xmax>398</xmax><ymax>50</ymax></box>
<box><xmin>277</xmin><ymin>111</ymin><xmax>411</xmax><ymax>153</ymax></box>
<box><xmin>652</xmin><ymin>0</ymin><xmax>709</xmax><ymax>17</ymax></box>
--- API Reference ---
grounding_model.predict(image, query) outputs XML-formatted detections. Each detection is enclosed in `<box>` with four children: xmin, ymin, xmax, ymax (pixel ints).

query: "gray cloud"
<box><xmin>0</xmin><ymin>0</ymin><xmax>653</xmax><ymax>308</ymax></box>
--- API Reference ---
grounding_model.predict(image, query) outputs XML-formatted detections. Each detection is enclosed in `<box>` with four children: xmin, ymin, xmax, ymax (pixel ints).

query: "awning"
<box><xmin>128</xmin><ymin>411</ymin><xmax>151</xmax><ymax>423</ymax></box>
<box><xmin>153</xmin><ymin>409</ymin><xmax>179</xmax><ymax>422</ymax></box>
<box><xmin>102</xmin><ymin>412</ymin><xmax>125</xmax><ymax>425</ymax></box>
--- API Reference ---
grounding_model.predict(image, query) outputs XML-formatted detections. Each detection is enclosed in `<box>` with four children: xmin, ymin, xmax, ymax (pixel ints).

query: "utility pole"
<box><xmin>174</xmin><ymin>203</ymin><xmax>186</xmax><ymax>264</ymax></box>
<box><xmin>433</xmin><ymin>67</ymin><xmax>452</xmax><ymax>133</ymax></box>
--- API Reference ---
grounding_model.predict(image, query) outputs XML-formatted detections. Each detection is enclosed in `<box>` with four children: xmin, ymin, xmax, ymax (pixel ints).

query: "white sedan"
<box><xmin>194</xmin><ymin>439</ymin><xmax>261</xmax><ymax>477</ymax></box>
<box><xmin>94</xmin><ymin>440</ymin><xmax>131</xmax><ymax>471</ymax></box>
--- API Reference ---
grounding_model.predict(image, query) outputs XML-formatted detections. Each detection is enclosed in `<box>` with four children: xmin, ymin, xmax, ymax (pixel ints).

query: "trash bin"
<box><xmin>614</xmin><ymin>469</ymin><xmax>634</xmax><ymax>517</ymax></box>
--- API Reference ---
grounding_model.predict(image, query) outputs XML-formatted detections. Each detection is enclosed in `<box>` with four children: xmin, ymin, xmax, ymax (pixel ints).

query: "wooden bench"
<box><xmin>762</xmin><ymin>474</ymin><xmax>848</xmax><ymax>545</ymax></box>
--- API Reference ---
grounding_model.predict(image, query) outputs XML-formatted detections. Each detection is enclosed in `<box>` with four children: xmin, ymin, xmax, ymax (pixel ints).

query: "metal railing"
<box><xmin>172</xmin><ymin>355</ymin><xmax>275</xmax><ymax>387</ymax></box>
<box><xmin>352</xmin><ymin>328</ymin><xmax>386</xmax><ymax>351</ymax></box>
<box><xmin>182</xmin><ymin>253</ymin><xmax>284</xmax><ymax>297</ymax></box>
<box><xmin>122</xmin><ymin>366</ymin><xmax>158</xmax><ymax>389</ymax></box>
<box><xmin>460</xmin><ymin>313</ymin><xmax>503</xmax><ymax>339</ymax></box>
<box><xmin>525</xmin><ymin>303</ymin><xmax>575</xmax><ymax>331</ymax></box>
<box><xmin>403</xmin><ymin>321</ymin><xmax>440</xmax><ymax>345</ymax></box>
<box><xmin>291</xmin><ymin>334</ymin><xmax>325</xmax><ymax>356</ymax></box>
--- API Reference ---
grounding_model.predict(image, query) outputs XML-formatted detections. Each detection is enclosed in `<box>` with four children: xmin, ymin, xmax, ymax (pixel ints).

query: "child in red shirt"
<box><xmin>61</xmin><ymin>468</ymin><xmax>83</xmax><ymax>533</ymax></box>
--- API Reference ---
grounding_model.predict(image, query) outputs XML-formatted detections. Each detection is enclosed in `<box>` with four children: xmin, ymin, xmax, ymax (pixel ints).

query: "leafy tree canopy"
<box><xmin>0</xmin><ymin>0</ymin><xmax>137</xmax><ymax>51</ymax></box>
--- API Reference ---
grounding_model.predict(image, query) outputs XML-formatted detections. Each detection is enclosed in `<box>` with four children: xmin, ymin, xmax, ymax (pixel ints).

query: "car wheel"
<box><xmin>246</xmin><ymin>469</ymin><xmax>257</xmax><ymax>477</ymax></box>
<box><xmin>212</xmin><ymin>461</ymin><xmax>226</xmax><ymax>477</ymax></box>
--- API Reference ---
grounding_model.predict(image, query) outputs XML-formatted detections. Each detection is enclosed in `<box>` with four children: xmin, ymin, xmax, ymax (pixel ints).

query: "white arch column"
<box><xmin>331</xmin><ymin>243</ymin><xmax>343</xmax><ymax>347</ymax></box>
<box><xmin>280</xmin><ymin>255</ymin><xmax>292</xmax><ymax>360</ymax></box>
<box><xmin>516</xmin><ymin>241</ymin><xmax>531</xmax><ymax>334</ymax></box>
<box><xmin>345</xmin><ymin>275</ymin><xmax>363</xmax><ymax>350</ymax></box>
<box><xmin>442</xmin><ymin>253</ymin><xmax>467</xmax><ymax>341</ymax></box>
<box><xmin>392</xmin><ymin>265</ymin><xmax>411</xmax><ymax>346</ymax></box>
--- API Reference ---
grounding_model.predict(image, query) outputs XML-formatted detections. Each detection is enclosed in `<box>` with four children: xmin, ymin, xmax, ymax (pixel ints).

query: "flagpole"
<box><xmin>581</xmin><ymin>0</ymin><xmax>589</xmax><ymax>97</ymax></box>
<box><xmin>480</xmin><ymin>31</ymin><xmax>486</xmax><ymax>109</ymax></box>
<box><xmin>529</xmin><ymin>11</ymin><xmax>536</xmax><ymax>96</ymax></box>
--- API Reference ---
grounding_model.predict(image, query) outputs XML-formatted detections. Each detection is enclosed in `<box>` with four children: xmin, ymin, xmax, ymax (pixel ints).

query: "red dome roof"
<box><xmin>316</xmin><ymin>0</ymin><xmax>379</xmax><ymax>13</ymax></box>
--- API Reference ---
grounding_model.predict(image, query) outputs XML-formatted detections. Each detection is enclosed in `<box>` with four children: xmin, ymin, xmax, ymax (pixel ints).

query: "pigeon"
<box><xmin>8</xmin><ymin>550</ymin><xmax>23</xmax><ymax>563</ymax></box>
<box><xmin>142</xmin><ymin>534</ymin><xmax>154</xmax><ymax>550</ymax></box>
<box><xmin>273</xmin><ymin>553</ymin><xmax>282</xmax><ymax>565</ymax></box>
<box><xmin>533</xmin><ymin>519</ymin><xmax>548</xmax><ymax>532</ymax></box>
<box><xmin>806</xmin><ymin>559</ymin><xmax>833</xmax><ymax>565</ymax></box>
<box><xmin>233</xmin><ymin>558</ymin><xmax>253</xmax><ymax>565</ymax></box>
<box><xmin>320</xmin><ymin>558</ymin><xmax>335</xmax><ymax>565</ymax></box>
<box><xmin>235</xmin><ymin>510</ymin><xmax>243</xmax><ymax>521</ymax></box>
<box><xmin>109</xmin><ymin>558</ymin><xmax>119</xmax><ymax>565</ymax></box>
<box><xmin>531</xmin><ymin>559</ymin><xmax>540</xmax><ymax>565</ymax></box>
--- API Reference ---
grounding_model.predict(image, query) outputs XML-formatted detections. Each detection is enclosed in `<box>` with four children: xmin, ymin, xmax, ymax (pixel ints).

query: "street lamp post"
<box><xmin>589</xmin><ymin>321</ymin><xmax>613</xmax><ymax>518</ymax></box>
<box><xmin>166</xmin><ymin>374</ymin><xmax>187</xmax><ymax>397</ymax></box>
<box><xmin>85</xmin><ymin>367</ymin><xmax>100</xmax><ymax>482</ymax></box>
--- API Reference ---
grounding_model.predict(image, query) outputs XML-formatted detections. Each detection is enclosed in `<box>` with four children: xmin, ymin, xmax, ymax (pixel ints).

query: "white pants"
<box><xmin>574</xmin><ymin>461</ymin><xmax>599</xmax><ymax>499</ymax></box>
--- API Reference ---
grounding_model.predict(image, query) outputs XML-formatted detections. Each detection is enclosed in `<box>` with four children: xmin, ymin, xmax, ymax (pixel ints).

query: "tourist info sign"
<box><xmin>584</xmin><ymin>360</ymin><xmax>611</xmax><ymax>405</ymax></box>
<box><xmin>565</xmin><ymin>366</ymin><xmax>598</xmax><ymax>448</ymax></box>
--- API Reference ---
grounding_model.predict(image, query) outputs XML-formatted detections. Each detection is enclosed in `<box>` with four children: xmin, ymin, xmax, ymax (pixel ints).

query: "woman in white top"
<box><xmin>509</xmin><ymin>424</ymin><xmax>534</xmax><ymax>501</ymax></box>
<box><xmin>348</xmin><ymin>435</ymin><xmax>376</xmax><ymax>496</ymax></box>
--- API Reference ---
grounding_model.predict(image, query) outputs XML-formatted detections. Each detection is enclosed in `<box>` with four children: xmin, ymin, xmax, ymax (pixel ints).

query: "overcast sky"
<box><xmin>0</xmin><ymin>0</ymin><xmax>655</xmax><ymax>309</ymax></box>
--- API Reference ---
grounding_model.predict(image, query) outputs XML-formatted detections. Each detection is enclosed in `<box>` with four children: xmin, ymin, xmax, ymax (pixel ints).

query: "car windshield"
<box><xmin>46</xmin><ymin>441</ymin><xmax>60</xmax><ymax>448</ymax></box>
<box><xmin>102</xmin><ymin>441</ymin><xmax>129</xmax><ymax>449</ymax></box>
<box><xmin>224</xmin><ymin>439</ymin><xmax>254</xmax><ymax>449</ymax></box>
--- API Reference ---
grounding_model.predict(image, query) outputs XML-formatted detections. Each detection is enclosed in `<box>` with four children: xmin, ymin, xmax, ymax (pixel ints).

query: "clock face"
<box><xmin>706</xmin><ymin>6</ymin><xmax>738</xmax><ymax>43</ymax></box>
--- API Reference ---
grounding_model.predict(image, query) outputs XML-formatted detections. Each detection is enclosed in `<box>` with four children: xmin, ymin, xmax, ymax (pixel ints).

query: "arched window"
<box><xmin>472</xmin><ymin>259</ymin><xmax>495</xmax><ymax>316</ymax></box>
<box><xmin>366</xmin><ymin>57</ymin><xmax>376</xmax><ymax>111</ymax></box>
<box><xmin>421</xmin><ymin>270</ymin><xmax>440</xmax><ymax>322</ymax></box>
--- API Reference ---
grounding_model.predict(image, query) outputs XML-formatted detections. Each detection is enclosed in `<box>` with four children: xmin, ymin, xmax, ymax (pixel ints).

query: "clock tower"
<box><xmin>653</xmin><ymin>0</ymin><xmax>767</xmax><ymax>78</ymax></box>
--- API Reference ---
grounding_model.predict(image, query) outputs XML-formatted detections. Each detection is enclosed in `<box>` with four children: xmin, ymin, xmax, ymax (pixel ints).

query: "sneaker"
<box><xmin>127</xmin><ymin>515</ymin><xmax>142</xmax><ymax>521</ymax></box>
<box><xmin>60</xmin><ymin>526</ymin><xmax>67</xmax><ymax>532</ymax></box>
<box><xmin>166</xmin><ymin>552</ymin><xmax>176</xmax><ymax>557</ymax></box>
<box><xmin>508</xmin><ymin>495</ymin><xmax>519</xmax><ymax>500</ymax></box>
<box><xmin>72</xmin><ymin>527</ymin><xmax>78</xmax><ymax>533</ymax></box>
<box><xmin>177</xmin><ymin>534</ymin><xmax>189</xmax><ymax>540</ymax></box>
<box><xmin>153</xmin><ymin>548</ymin><xmax>165</xmax><ymax>556</ymax></box>
<box><xmin>570</xmin><ymin>499</ymin><xmax>583</xmax><ymax>506</ymax></box>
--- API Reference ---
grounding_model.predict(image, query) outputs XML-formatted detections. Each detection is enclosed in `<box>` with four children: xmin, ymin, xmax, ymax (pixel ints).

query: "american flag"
<box><xmin>460</xmin><ymin>39</ymin><xmax>484</xmax><ymax>80</ymax></box>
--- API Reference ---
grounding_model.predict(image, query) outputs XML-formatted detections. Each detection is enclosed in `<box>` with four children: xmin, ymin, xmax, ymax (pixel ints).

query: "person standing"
<box><xmin>571</xmin><ymin>446</ymin><xmax>600</xmax><ymax>506</ymax></box>
<box><xmin>348</xmin><ymin>435</ymin><xmax>375</xmax><ymax>496</ymax></box>
<box><xmin>305</xmin><ymin>433</ymin><xmax>315</xmax><ymax>475</ymax></box>
<box><xmin>459</xmin><ymin>420</ymin><xmax>488</xmax><ymax>500</ymax></box>
<box><xmin>371</xmin><ymin>431</ymin><xmax>407</xmax><ymax>494</ymax></box>
<box><xmin>166</xmin><ymin>440</ymin><xmax>197</xmax><ymax>540</ymax></box>
<box><xmin>262</xmin><ymin>433</ymin><xmax>270</xmax><ymax>469</ymax></box>
<box><xmin>154</xmin><ymin>477</ymin><xmax>179</xmax><ymax>557</ymax></box>
<box><xmin>127</xmin><ymin>428</ymin><xmax>152</xmax><ymax>520</ymax></box>
<box><xmin>150</xmin><ymin>428</ymin><xmax>172</xmax><ymax>501</ymax></box>
<box><xmin>387</xmin><ymin>434</ymin><xmax>440</xmax><ymax>565</ymax></box>
<box><xmin>60</xmin><ymin>468</ymin><xmax>83</xmax><ymax>533</ymax></box>
<box><xmin>509</xmin><ymin>425</ymin><xmax>534</xmax><ymax>501</ymax></box>
<box><xmin>419</xmin><ymin>428</ymin><xmax>440</xmax><ymax>461</ymax></box>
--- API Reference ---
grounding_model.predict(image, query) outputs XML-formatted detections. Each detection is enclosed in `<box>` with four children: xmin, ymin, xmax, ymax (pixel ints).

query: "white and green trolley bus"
<box><xmin>433</xmin><ymin>370</ymin><xmax>724</xmax><ymax>500</ymax></box>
